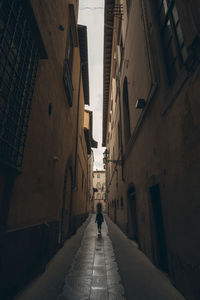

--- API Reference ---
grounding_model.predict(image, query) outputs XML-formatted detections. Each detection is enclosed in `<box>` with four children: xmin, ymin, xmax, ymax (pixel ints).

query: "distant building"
<box><xmin>93</xmin><ymin>171</ymin><xmax>106</xmax><ymax>213</ymax></box>
<box><xmin>103</xmin><ymin>1</ymin><xmax>200</xmax><ymax>300</ymax></box>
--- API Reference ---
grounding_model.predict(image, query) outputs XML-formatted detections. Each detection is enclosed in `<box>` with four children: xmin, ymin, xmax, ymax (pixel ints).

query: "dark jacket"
<box><xmin>96</xmin><ymin>212</ymin><xmax>104</xmax><ymax>224</ymax></box>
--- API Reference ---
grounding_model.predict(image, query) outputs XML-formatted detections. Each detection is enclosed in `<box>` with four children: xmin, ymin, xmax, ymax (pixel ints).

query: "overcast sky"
<box><xmin>78</xmin><ymin>0</ymin><xmax>105</xmax><ymax>170</ymax></box>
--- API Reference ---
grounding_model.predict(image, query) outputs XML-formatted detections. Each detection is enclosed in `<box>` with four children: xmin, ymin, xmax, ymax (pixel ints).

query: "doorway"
<box><xmin>149</xmin><ymin>184</ymin><xmax>168</xmax><ymax>272</ymax></box>
<box><xmin>127</xmin><ymin>183</ymin><xmax>138</xmax><ymax>241</ymax></box>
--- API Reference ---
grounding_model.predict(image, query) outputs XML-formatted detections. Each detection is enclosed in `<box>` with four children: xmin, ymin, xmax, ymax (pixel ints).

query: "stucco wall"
<box><xmin>105</xmin><ymin>1</ymin><xmax>200</xmax><ymax>299</ymax></box>
<box><xmin>6</xmin><ymin>0</ymin><xmax>80</xmax><ymax>230</ymax></box>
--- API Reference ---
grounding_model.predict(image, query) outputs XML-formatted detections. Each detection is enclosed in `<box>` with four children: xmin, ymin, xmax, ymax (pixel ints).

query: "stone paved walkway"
<box><xmin>16</xmin><ymin>215</ymin><xmax>185</xmax><ymax>300</ymax></box>
<box><xmin>57</xmin><ymin>215</ymin><xmax>125</xmax><ymax>300</ymax></box>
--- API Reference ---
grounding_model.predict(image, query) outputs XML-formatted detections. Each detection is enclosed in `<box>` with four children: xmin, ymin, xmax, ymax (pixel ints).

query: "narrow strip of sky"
<box><xmin>78</xmin><ymin>0</ymin><xmax>105</xmax><ymax>170</ymax></box>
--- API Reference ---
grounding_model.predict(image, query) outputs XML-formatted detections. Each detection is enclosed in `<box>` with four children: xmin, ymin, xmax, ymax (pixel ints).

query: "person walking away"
<box><xmin>95</xmin><ymin>211</ymin><xmax>104</xmax><ymax>234</ymax></box>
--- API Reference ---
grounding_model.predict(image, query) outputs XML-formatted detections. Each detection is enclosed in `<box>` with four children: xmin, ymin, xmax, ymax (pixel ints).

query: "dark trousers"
<box><xmin>97</xmin><ymin>222</ymin><xmax>102</xmax><ymax>232</ymax></box>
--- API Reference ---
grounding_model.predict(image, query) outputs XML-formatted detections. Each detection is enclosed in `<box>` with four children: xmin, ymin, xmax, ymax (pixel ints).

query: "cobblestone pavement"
<box><xmin>57</xmin><ymin>215</ymin><xmax>126</xmax><ymax>300</ymax></box>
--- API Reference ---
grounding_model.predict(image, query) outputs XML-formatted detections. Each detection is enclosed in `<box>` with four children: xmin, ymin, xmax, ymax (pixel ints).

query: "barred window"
<box><xmin>0</xmin><ymin>0</ymin><xmax>40</xmax><ymax>168</ymax></box>
<box><xmin>158</xmin><ymin>0</ymin><xmax>187</xmax><ymax>83</ymax></box>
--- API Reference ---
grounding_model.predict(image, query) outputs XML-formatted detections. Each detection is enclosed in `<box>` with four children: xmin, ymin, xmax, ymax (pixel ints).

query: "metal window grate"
<box><xmin>0</xmin><ymin>0</ymin><xmax>39</xmax><ymax>168</ymax></box>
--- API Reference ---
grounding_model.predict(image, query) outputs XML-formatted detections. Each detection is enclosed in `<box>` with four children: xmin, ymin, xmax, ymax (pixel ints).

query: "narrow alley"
<box><xmin>16</xmin><ymin>215</ymin><xmax>185</xmax><ymax>300</ymax></box>
<box><xmin>0</xmin><ymin>0</ymin><xmax>200</xmax><ymax>300</ymax></box>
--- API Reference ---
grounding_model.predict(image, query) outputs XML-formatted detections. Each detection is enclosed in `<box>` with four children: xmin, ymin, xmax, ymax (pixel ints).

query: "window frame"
<box><xmin>0</xmin><ymin>0</ymin><xmax>41</xmax><ymax>169</ymax></box>
<box><xmin>158</xmin><ymin>0</ymin><xmax>187</xmax><ymax>83</ymax></box>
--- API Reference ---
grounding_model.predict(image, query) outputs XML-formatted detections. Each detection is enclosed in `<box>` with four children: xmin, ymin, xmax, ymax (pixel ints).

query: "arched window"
<box><xmin>123</xmin><ymin>77</ymin><xmax>131</xmax><ymax>145</ymax></box>
<box><xmin>97</xmin><ymin>193</ymin><xmax>101</xmax><ymax>200</ymax></box>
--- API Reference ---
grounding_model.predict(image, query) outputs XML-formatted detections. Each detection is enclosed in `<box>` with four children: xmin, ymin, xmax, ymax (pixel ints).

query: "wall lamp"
<box><xmin>103</xmin><ymin>149</ymin><xmax>123</xmax><ymax>167</ymax></box>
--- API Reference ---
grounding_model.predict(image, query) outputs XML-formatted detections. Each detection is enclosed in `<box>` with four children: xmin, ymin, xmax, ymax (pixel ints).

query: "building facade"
<box><xmin>84</xmin><ymin>110</ymin><xmax>98</xmax><ymax>214</ymax></box>
<box><xmin>87</xmin><ymin>150</ymin><xmax>94</xmax><ymax>212</ymax></box>
<box><xmin>103</xmin><ymin>1</ymin><xmax>200</xmax><ymax>300</ymax></box>
<box><xmin>93</xmin><ymin>170</ymin><xmax>106</xmax><ymax>213</ymax></box>
<box><xmin>0</xmin><ymin>1</ymin><xmax>96</xmax><ymax>298</ymax></box>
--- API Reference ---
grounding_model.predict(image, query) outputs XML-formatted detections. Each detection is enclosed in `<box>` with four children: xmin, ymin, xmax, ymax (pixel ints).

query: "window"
<box><xmin>63</xmin><ymin>31</ymin><xmax>73</xmax><ymax>107</ymax></box>
<box><xmin>103</xmin><ymin>193</ymin><xmax>106</xmax><ymax>200</ymax></box>
<box><xmin>97</xmin><ymin>193</ymin><xmax>101</xmax><ymax>200</ymax></box>
<box><xmin>123</xmin><ymin>77</ymin><xmax>131</xmax><ymax>145</ymax></box>
<box><xmin>96</xmin><ymin>182</ymin><xmax>101</xmax><ymax>189</ymax></box>
<box><xmin>0</xmin><ymin>0</ymin><xmax>40</xmax><ymax>168</ymax></box>
<box><xmin>66</xmin><ymin>28</ymin><xmax>74</xmax><ymax>71</ymax></box>
<box><xmin>158</xmin><ymin>0</ymin><xmax>187</xmax><ymax>83</ymax></box>
<box><xmin>63</xmin><ymin>4</ymin><xmax>78</xmax><ymax>107</ymax></box>
<box><xmin>97</xmin><ymin>173</ymin><xmax>100</xmax><ymax>178</ymax></box>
